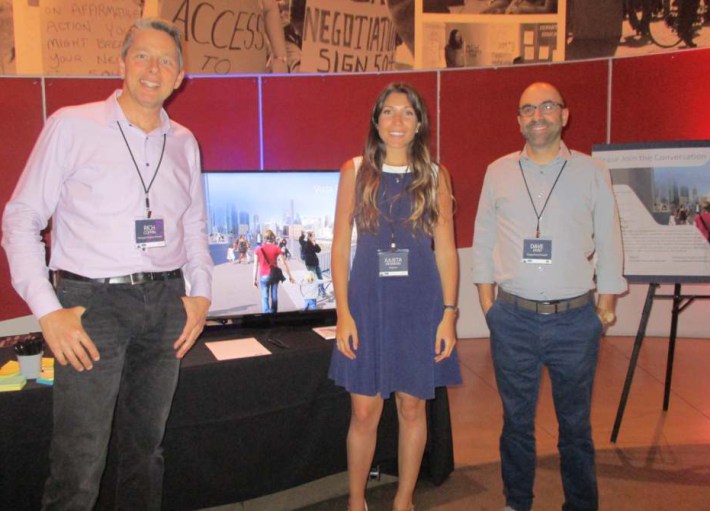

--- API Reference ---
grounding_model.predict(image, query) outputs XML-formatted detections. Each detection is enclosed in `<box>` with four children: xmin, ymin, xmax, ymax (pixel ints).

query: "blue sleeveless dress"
<box><xmin>328</xmin><ymin>163</ymin><xmax>462</xmax><ymax>399</ymax></box>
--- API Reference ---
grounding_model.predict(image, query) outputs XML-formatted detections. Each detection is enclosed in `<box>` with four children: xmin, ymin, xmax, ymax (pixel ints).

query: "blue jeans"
<box><xmin>486</xmin><ymin>299</ymin><xmax>602</xmax><ymax>511</ymax></box>
<box><xmin>306</xmin><ymin>264</ymin><xmax>326</xmax><ymax>296</ymax></box>
<box><xmin>42</xmin><ymin>277</ymin><xmax>186</xmax><ymax>511</ymax></box>
<box><xmin>260</xmin><ymin>275</ymin><xmax>278</xmax><ymax>313</ymax></box>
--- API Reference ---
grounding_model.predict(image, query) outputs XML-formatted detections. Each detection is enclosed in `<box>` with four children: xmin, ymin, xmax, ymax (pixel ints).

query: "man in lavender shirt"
<box><xmin>2</xmin><ymin>18</ymin><xmax>213</xmax><ymax>510</ymax></box>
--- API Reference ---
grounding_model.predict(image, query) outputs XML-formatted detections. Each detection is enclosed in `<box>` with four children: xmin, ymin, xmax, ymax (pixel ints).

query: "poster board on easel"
<box><xmin>592</xmin><ymin>141</ymin><xmax>710</xmax><ymax>442</ymax></box>
<box><xmin>592</xmin><ymin>140</ymin><xmax>710</xmax><ymax>284</ymax></box>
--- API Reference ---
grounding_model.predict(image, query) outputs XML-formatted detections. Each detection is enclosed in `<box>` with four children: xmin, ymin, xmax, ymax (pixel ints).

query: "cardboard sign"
<box><xmin>40</xmin><ymin>0</ymin><xmax>141</xmax><ymax>75</ymax></box>
<box><xmin>161</xmin><ymin>0</ymin><xmax>269</xmax><ymax>74</ymax></box>
<box><xmin>300</xmin><ymin>0</ymin><xmax>397</xmax><ymax>73</ymax></box>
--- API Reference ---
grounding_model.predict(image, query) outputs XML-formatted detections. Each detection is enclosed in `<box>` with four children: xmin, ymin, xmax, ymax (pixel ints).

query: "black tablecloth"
<box><xmin>0</xmin><ymin>325</ymin><xmax>454</xmax><ymax>510</ymax></box>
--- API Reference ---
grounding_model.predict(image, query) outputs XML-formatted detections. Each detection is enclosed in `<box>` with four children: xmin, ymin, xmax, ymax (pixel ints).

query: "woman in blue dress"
<box><xmin>329</xmin><ymin>83</ymin><xmax>462</xmax><ymax>511</ymax></box>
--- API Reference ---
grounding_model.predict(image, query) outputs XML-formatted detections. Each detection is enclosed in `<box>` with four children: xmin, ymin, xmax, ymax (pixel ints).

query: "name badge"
<box><xmin>378</xmin><ymin>248</ymin><xmax>409</xmax><ymax>277</ymax></box>
<box><xmin>135</xmin><ymin>218</ymin><xmax>166</xmax><ymax>249</ymax></box>
<box><xmin>522</xmin><ymin>238</ymin><xmax>552</xmax><ymax>264</ymax></box>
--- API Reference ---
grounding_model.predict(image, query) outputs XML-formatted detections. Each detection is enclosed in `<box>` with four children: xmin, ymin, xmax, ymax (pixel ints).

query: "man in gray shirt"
<box><xmin>471</xmin><ymin>82</ymin><xmax>626</xmax><ymax>511</ymax></box>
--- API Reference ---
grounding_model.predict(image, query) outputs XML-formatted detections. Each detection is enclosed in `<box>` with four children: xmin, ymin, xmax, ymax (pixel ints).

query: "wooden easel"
<box><xmin>610</xmin><ymin>282</ymin><xmax>710</xmax><ymax>442</ymax></box>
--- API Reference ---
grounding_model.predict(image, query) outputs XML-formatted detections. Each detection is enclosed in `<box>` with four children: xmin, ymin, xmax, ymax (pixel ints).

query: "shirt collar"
<box><xmin>106</xmin><ymin>90</ymin><xmax>173</xmax><ymax>136</ymax></box>
<box><xmin>519</xmin><ymin>141</ymin><xmax>572</xmax><ymax>167</ymax></box>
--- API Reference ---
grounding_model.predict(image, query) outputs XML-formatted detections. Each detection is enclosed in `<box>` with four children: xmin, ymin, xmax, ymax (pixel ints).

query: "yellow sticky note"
<box><xmin>0</xmin><ymin>360</ymin><xmax>20</xmax><ymax>376</ymax></box>
<box><xmin>42</xmin><ymin>357</ymin><xmax>55</xmax><ymax>369</ymax></box>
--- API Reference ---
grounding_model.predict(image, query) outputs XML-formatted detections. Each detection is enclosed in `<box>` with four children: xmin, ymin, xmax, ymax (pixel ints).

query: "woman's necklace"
<box><xmin>384</xmin><ymin>161</ymin><xmax>409</xmax><ymax>183</ymax></box>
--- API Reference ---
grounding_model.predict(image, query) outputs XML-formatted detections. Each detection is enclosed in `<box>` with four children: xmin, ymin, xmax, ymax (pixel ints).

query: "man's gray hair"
<box><xmin>121</xmin><ymin>18</ymin><xmax>184</xmax><ymax>69</ymax></box>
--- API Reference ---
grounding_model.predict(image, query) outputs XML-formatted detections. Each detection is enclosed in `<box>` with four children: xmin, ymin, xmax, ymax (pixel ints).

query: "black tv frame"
<box><xmin>201</xmin><ymin>169</ymin><xmax>340</xmax><ymax>329</ymax></box>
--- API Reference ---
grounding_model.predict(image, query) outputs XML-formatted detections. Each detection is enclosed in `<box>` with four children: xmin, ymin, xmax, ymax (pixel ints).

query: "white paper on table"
<box><xmin>205</xmin><ymin>338</ymin><xmax>271</xmax><ymax>360</ymax></box>
<box><xmin>312</xmin><ymin>326</ymin><xmax>336</xmax><ymax>340</ymax></box>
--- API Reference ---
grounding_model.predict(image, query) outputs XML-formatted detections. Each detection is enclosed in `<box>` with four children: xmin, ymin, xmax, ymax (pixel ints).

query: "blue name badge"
<box><xmin>522</xmin><ymin>238</ymin><xmax>552</xmax><ymax>264</ymax></box>
<box><xmin>135</xmin><ymin>218</ymin><xmax>166</xmax><ymax>249</ymax></box>
<box><xmin>378</xmin><ymin>249</ymin><xmax>409</xmax><ymax>277</ymax></box>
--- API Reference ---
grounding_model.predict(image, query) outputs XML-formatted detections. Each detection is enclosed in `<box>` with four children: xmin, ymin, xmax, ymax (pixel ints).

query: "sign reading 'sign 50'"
<box><xmin>300</xmin><ymin>0</ymin><xmax>397</xmax><ymax>73</ymax></box>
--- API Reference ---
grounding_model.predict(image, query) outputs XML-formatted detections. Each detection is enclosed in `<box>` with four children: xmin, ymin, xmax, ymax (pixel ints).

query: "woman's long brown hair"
<box><xmin>354</xmin><ymin>82</ymin><xmax>440</xmax><ymax>237</ymax></box>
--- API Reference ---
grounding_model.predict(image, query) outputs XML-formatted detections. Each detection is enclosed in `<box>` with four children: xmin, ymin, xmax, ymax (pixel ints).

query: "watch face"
<box><xmin>599</xmin><ymin>310</ymin><xmax>615</xmax><ymax>324</ymax></box>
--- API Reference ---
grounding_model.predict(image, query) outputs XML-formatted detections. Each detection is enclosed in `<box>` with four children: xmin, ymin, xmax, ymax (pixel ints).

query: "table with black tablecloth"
<box><xmin>0</xmin><ymin>325</ymin><xmax>454</xmax><ymax>511</ymax></box>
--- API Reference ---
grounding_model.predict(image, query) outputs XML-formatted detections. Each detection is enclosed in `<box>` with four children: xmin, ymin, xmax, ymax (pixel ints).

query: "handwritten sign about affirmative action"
<box><xmin>160</xmin><ymin>0</ymin><xmax>269</xmax><ymax>74</ymax></box>
<box><xmin>300</xmin><ymin>0</ymin><xmax>398</xmax><ymax>73</ymax></box>
<box><xmin>40</xmin><ymin>0</ymin><xmax>141</xmax><ymax>75</ymax></box>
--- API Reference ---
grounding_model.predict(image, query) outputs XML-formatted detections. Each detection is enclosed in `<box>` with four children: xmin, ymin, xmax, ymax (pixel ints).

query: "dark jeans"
<box><xmin>42</xmin><ymin>277</ymin><xmax>186</xmax><ymax>511</ymax></box>
<box><xmin>260</xmin><ymin>274</ymin><xmax>278</xmax><ymax>313</ymax></box>
<box><xmin>486</xmin><ymin>299</ymin><xmax>603</xmax><ymax>511</ymax></box>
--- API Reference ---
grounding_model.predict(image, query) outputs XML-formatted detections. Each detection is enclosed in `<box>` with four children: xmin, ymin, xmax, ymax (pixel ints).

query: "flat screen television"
<box><xmin>202</xmin><ymin>170</ymin><xmax>341</xmax><ymax>326</ymax></box>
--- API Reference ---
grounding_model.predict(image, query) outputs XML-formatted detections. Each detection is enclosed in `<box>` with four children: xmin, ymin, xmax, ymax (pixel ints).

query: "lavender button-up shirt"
<box><xmin>2</xmin><ymin>91</ymin><xmax>213</xmax><ymax>319</ymax></box>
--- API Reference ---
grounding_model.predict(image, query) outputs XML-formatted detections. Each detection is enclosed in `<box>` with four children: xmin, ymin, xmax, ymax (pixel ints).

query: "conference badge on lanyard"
<box><xmin>378</xmin><ymin>248</ymin><xmax>409</xmax><ymax>277</ymax></box>
<box><xmin>522</xmin><ymin>237</ymin><xmax>552</xmax><ymax>264</ymax></box>
<box><xmin>135</xmin><ymin>218</ymin><xmax>166</xmax><ymax>249</ymax></box>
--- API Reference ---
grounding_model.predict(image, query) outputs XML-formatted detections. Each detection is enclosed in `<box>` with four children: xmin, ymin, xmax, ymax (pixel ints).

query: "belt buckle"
<box><xmin>537</xmin><ymin>301</ymin><xmax>558</xmax><ymax>315</ymax></box>
<box><xmin>129</xmin><ymin>273</ymin><xmax>140</xmax><ymax>285</ymax></box>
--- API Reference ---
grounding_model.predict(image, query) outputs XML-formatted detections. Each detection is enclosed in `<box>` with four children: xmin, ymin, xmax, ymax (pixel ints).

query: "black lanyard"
<box><xmin>382</xmin><ymin>173</ymin><xmax>407</xmax><ymax>250</ymax></box>
<box><xmin>117</xmin><ymin>121</ymin><xmax>166</xmax><ymax>219</ymax></box>
<box><xmin>518</xmin><ymin>159</ymin><xmax>567</xmax><ymax>239</ymax></box>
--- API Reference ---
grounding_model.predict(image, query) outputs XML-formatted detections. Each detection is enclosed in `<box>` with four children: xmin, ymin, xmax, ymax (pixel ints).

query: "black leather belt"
<box><xmin>497</xmin><ymin>288</ymin><xmax>592</xmax><ymax>315</ymax></box>
<box><xmin>54</xmin><ymin>269</ymin><xmax>183</xmax><ymax>286</ymax></box>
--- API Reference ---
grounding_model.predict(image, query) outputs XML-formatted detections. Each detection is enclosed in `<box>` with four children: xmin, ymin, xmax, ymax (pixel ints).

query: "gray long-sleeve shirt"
<box><xmin>471</xmin><ymin>142</ymin><xmax>627</xmax><ymax>300</ymax></box>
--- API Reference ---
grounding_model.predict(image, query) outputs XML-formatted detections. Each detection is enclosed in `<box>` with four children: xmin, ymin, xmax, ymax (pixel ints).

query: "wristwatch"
<box><xmin>596</xmin><ymin>308</ymin><xmax>616</xmax><ymax>327</ymax></box>
<box><xmin>443</xmin><ymin>304</ymin><xmax>459</xmax><ymax>313</ymax></box>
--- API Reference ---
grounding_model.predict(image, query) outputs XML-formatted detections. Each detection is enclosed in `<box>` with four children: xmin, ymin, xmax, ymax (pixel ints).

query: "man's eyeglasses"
<box><xmin>518</xmin><ymin>101</ymin><xmax>565</xmax><ymax>117</ymax></box>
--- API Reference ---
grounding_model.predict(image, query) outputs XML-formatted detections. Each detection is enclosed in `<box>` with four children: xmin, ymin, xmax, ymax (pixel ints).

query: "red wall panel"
<box><xmin>440</xmin><ymin>60</ymin><xmax>609</xmax><ymax>248</ymax></box>
<box><xmin>611</xmin><ymin>50</ymin><xmax>710</xmax><ymax>143</ymax></box>
<box><xmin>0</xmin><ymin>78</ymin><xmax>45</xmax><ymax>321</ymax></box>
<box><xmin>167</xmin><ymin>77</ymin><xmax>260</xmax><ymax>170</ymax></box>
<box><xmin>261</xmin><ymin>72</ymin><xmax>438</xmax><ymax>170</ymax></box>
<box><xmin>4</xmin><ymin>49</ymin><xmax>709</xmax><ymax>327</ymax></box>
<box><xmin>45</xmin><ymin>77</ymin><xmax>260</xmax><ymax>170</ymax></box>
<box><xmin>44</xmin><ymin>77</ymin><xmax>122</xmax><ymax>116</ymax></box>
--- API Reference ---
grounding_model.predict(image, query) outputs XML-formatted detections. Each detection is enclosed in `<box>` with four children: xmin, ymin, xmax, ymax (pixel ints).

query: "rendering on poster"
<box><xmin>593</xmin><ymin>141</ymin><xmax>710</xmax><ymax>282</ymax></box>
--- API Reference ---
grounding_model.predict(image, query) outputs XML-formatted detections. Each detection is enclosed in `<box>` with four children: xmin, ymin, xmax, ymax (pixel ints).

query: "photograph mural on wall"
<box><xmin>0</xmin><ymin>0</ymin><xmax>14</xmax><ymax>74</ymax></box>
<box><xmin>296</xmin><ymin>0</ymin><xmax>400</xmax><ymax>72</ymax></box>
<box><xmin>40</xmin><ymin>0</ymin><xmax>142</xmax><ymax>75</ymax></box>
<box><xmin>158</xmin><ymin>0</ymin><xmax>286</xmax><ymax>74</ymax></box>
<box><xmin>422</xmin><ymin>19</ymin><xmax>559</xmax><ymax>67</ymax></box>
<box><xmin>419</xmin><ymin>0</ymin><xmax>564</xmax><ymax>68</ymax></box>
<box><xmin>1</xmin><ymin>0</ymin><xmax>708</xmax><ymax>75</ymax></box>
<box><xmin>423</xmin><ymin>0</ymin><xmax>557</xmax><ymax>15</ymax></box>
